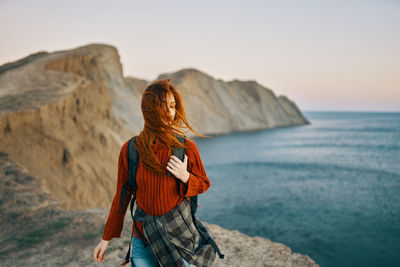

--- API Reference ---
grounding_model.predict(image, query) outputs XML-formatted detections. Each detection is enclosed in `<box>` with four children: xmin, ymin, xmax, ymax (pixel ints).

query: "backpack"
<box><xmin>119</xmin><ymin>134</ymin><xmax>212</xmax><ymax>266</ymax></box>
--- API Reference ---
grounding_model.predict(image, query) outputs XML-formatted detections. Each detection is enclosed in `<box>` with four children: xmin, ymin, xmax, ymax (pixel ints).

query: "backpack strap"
<box><xmin>171</xmin><ymin>135</ymin><xmax>200</xmax><ymax>218</ymax></box>
<box><xmin>167</xmin><ymin>135</ymin><xmax>186</xmax><ymax>177</ymax></box>
<box><xmin>120</xmin><ymin>137</ymin><xmax>139</xmax><ymax>215</ymax></box>
<box><xmin>121</xmin><ymin>136</ymin><xmax>150</xmax><ymax>265</ymax></box>
<box><xmin>168</xmin><ymin>135</ymin><xmax>198</xmax><ymax>217</ymax></box>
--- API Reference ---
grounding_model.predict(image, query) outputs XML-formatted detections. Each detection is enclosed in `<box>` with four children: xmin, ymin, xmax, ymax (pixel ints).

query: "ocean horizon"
<box><xmin>195</xmin><ymin>111</ymin><xmax>400</xmax><ymax>267</ymax></box>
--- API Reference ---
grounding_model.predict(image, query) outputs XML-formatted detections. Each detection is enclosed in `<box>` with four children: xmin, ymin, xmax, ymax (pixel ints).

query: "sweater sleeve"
<box><xmin>102</xmin><ymin>141</ymin><xmax>132</xmax><ymax>241</ymax></box>
<box><xmin>180</xmin><ymin>140</ymin><xmax>211</xmax><ymax>197</ymax></box>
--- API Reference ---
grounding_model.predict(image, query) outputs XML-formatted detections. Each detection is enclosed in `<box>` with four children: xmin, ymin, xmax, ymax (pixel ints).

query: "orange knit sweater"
<box><xmin>102</xmin><ymin>137</ymin><xmax>211</xmax><ymax>242</ymax></box>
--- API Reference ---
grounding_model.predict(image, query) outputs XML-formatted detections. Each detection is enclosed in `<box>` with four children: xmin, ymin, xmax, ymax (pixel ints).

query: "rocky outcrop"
<box><xmin>122</xmin><ymin>69</ymin><xmax>310</xmax><ymax>137</ymax></box>
<box><xmin>0</xmin><ymin>43</ymin><xmax>316</xmax><ymax>266</ymax></box>
<box><xmin>156</xmin><ymin>71</ymin><xmax>309</xmax><ymax>135</ymax></box>
<box><xmin>0</xmin><ymin>44</ymin><xmax>133</xmax><ymax>210</ymax></box>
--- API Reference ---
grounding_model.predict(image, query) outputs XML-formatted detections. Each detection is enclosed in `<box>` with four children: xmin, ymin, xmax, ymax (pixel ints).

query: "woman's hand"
<box><xmin>167</xmin><ymin>154</ymin><xmax>190</xmax><ymax>183</ymax></box>
<box><xmin>94</xmin><ymin>239</ymin><xmax>110</xmax><ymax>263</ymax></box>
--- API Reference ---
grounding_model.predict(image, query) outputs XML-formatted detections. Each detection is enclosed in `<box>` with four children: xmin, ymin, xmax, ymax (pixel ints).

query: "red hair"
<box><xmin>134</xmin><ymin>78</ymin><xmax>210</xmax><ymax>175</ymax></box>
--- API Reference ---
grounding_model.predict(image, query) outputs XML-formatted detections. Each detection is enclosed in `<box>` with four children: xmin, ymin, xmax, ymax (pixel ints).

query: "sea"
<box><xmin>194</xmin><ymin>111</ymin><xmax>400</xmax><ymax>267</ymax></box>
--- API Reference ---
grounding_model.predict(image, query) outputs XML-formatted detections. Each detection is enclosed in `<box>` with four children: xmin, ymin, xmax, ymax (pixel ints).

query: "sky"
<box><xmin>0</xmin><ymin>0</ymin><xmax>399</xmax><ymax>111</ymax></box>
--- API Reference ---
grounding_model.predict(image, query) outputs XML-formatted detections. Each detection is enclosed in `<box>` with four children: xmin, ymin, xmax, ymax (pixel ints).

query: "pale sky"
<box><xmin>0</xmin><ymin>0</ymin><xmax>399</xmax><ymax>111</ymax></box>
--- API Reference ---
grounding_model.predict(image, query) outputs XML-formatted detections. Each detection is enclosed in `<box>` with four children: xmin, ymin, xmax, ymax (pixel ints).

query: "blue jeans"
<box><xmin>130</xmin><ymin>235</ymin><xmax>190</xmax><ymax>267</ymax></box>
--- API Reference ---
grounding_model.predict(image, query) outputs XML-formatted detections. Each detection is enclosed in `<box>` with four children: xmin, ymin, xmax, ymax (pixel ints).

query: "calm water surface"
<box><xmin>194</xmin><ymin>111</ymin><xmax>400</xmax><ymax>267</ymax></box>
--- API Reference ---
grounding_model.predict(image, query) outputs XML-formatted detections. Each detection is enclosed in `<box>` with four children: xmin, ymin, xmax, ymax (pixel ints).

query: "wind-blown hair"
<box><xmin>135</xmin><ymin>78</ymin><xmax>210</xmax><ymax>175</ymax></box>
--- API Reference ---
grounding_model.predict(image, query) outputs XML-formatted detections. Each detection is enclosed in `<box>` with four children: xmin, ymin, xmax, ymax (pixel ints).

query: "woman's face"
<box><xmin>162</xmin><ymin>93</ymin><xmax>176</xmax><ymax>125</ymax></box>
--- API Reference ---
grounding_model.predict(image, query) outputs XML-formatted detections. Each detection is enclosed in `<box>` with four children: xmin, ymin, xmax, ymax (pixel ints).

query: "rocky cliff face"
<box><xmin>0</xmin><ymin>43</ymin><xmax>316</xmax><ymax>266</ymax></box>
<box><xmin>0</xmin><ymin>44</ymin><xmax>132</xmax><ymax>210</ymax></box>
<box><xmin>156</xmin><ymin>70</ymin><xmax>309</xmax><ymax>136</ymax></box>
<box><xmin>122</xmin><ymin>69</ymin><xmax>309</xmax><ymax>137</ymax></box>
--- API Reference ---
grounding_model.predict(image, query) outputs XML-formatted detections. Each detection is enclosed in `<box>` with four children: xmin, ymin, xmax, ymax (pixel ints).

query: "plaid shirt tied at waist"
<box><xmin>132</xmin><ymin>198</ymin><xmax>217</xmax><ymax>267</ymax></box>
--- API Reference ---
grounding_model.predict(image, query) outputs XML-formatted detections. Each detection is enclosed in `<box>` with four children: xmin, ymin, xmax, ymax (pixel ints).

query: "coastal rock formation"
<box><xmin>0</xmin><ymin>44</ymin><xmax>132</xmax><ymax>210</ymax></box>
<box><xmin>156</xmin><ymin>71</ymin><xmax>309</xmax><ymax>136</ymax></box>
<box><xmin>0</xmin><ymin>43</ymin><xmax>316</xmax><ymax>266</ymax></box>
<box><xmin>122</xmin><ymin>69</ymin><xmax>309</xmax><ymax>137</ymax></box>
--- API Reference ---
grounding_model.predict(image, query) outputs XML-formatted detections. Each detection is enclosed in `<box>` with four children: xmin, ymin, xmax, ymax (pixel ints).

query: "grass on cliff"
<box><xmin>14</xmin><ymin>217</ymin><xmax>73</xmax><ymax>249</ymax></box>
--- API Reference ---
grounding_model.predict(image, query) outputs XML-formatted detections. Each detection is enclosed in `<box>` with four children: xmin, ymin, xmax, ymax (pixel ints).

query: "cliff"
<box><xmin>122</xmin><ymin>70</ymin><xmax>309</xmax><ymax>137</ymax></box>
<box><xmin>0</xmin><ymin>44</ymin><xmax>132</xmax><ymax>210</ymax></box>
<box><xmin>0</xmin><ymin>43</ymin><xmax>317</xmax><ymax>266</ymax></box>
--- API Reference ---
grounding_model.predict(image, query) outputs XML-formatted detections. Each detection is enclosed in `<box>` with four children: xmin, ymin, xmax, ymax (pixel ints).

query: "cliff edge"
<box><xmin>0</xmin><ymin>151</ymin><xmax>318</xmax><ymax>266</ymax></box>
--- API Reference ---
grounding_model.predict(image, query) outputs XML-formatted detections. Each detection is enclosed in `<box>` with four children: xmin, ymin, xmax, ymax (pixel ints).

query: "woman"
<box><xmin>93</xmin><ymin>79</ymin><xmax>216</xmax><ymax>266</ymax></box>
